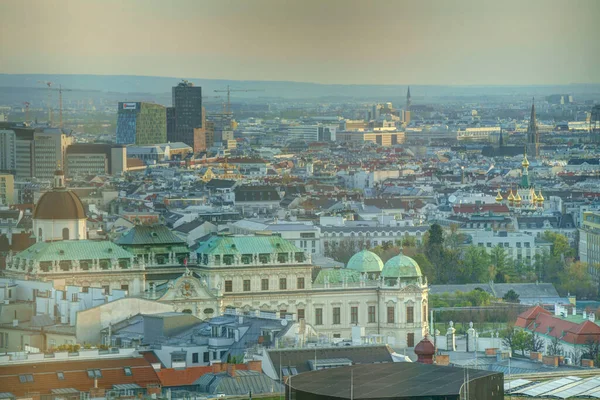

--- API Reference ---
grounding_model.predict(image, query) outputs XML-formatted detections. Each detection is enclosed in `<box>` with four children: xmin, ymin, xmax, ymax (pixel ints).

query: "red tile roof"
<box><xmin>516</xmin><ymin>306</ymin><xmax>600</xmax><ymax>345</ymax></box>
<box><xmin>157</xmin><ymin>366</ymin><xmax>212</xmax><ymax>387</ymax></box>
<box><xmin>157</xmin><ymin>364</ymin><xmax>250</xmax><ymax>387</ymax></box>
<box><xmin>0</xmin><ymin>356</ymin><xmax>160</xmax><ymax>397</ymax></box>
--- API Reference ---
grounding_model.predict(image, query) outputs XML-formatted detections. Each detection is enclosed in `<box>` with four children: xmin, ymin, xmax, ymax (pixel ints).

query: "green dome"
<box><xmin>346</xmin><ymin>250</ymin><xmax>384</xmax><ymax>273</ymax></box>
<box><xmin>382</xmin><ymin>254</ymin><xmax>422</xmax><ymax>278</ymax></box>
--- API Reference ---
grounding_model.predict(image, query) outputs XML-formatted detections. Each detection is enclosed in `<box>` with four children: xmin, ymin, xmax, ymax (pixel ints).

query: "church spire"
<box><xmin>527</xmin><ymin>97</ymin><xmax>539</xmax><ymax>157</ymax></box>
<box><xmin>54</xmin><ymin>161</ymin><xmax>65</xmax><ymax>189</ymax></box>
<box><xmin>521</xmin><ymin>147</ymin><xmax>531</xmax><ymax>188</ymax></box>
<box><xmin>406</xmin><ymin>86</ymin><xmax>411</xmax><ymax>111</ymax></box>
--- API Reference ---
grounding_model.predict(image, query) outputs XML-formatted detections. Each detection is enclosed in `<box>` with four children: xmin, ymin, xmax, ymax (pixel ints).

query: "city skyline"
<box><xmin>1</xmin><ymin>0</ymin><xmax>599</xmax><ymax>86</ymax></box>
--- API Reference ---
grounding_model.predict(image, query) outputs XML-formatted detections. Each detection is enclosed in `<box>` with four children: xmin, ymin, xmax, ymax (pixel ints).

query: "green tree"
<box><xmin>502</xmin><ymin>289</ymin><xmax>520</xmax><ymax>303</ymax></box>
<box><xmin>412</xmin><ymin>253</ymin><xmax>435</xmax><ymax>284</ymax></box>
<box><xmin>490</xmin><ymin>245</ymin><xmax>514</xmax><ymax>281</ymax></box>
<box><xmin>513</xmin><ymin>330</ymin><xmax>532</xmax><ymax>356</ymax></box>
<box><xmin>558</xmin><ymin>261</ymin><xmax>597</xmax><ymax>299</ymax></box>
<box><xmin>459</xmin><ymin>246</ymin><xmax>490</xmax><ymax>283</ymax></box>
<box><xmin>542</xmin><ymin>231</ymin><xmax>575</xmax><ymax>259</ymax></box>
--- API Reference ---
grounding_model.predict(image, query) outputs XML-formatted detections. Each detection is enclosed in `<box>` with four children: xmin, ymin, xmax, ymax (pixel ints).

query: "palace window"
<box><xmin>368</xmin><ymin>306</ymin><xmax>376</xmax><ymax>323</ymax></box>
<box><xmin>351</xmin><ymin>306</ymin><xmax>358</xmax><ymax>324</ymax></box>
<box><xmin>315</xmin><ymin>308</ymin><xmax>323</xmax><ymax>325</ymax></box>
<box><xmin>333</xmin><ymin>307</ymin><xmax>341</xmax><ymax>325</ymax></box>
<box><xmin>261</xmin><ymin>279</ymin><xmax>269</xmax><ymax>290</ymax></box>
<box><xmin>279</xmin><ymin>278</ymin><xmax>287</xmax><ymax>290</ymax></box>
<box><xmin>406</xmin><ymin>306</ymin><xmax>414</xmax><ymax>324</ymax></box>
<box><xmin>297</xmin><ymin>309</ymin><xmax>305</xmax><ymax>320</ymax></box>
<box><xmin>225</xmin><ymin>280</ymin><xmax>233</xmax><ymax>293</ymax></box>
<box><xmin>407</xmin><ymin>332</ymin><xmax>415</xmax><ymax>347</ymax></box>
<box><xmin>297</xmin><ymin>277</ymin><xmax>305</xmax><ymax>289</ymax></box>
<box><xmin>243</xmin><ymin>280</ymin><xmax>251</xmax><ymax>291</ymax></box>
<box><xmin>387</xmin><ymin>306</ymin><xmax>395</xmax><ymax>323</ymax></box>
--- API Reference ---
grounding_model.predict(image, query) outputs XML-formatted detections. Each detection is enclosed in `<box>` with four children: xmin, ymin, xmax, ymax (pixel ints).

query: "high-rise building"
<box><xmin>33</xmin><ymin>129</ymin><xmax>73</xmax><ymax>180</ymax></box>
<box><xmin>526</xmin><ymin>98</ymin><xmax>539</xmax><ymax>157</ymax></box>
<box><xmin>0</xmin><ymin>129</ymin><xmax>16</xmax><ymax>171</ymax></box>
<box><xmin>580</xmin><ymin>211</ymin><xmax>600</xmax><ymax>282</ymax></box>
<box><xmin>1</xmin><ymin>123</ymin><xmax>35</xmax><ymax>179</ymax></box>
<box><xmin>171</xmin><ymin>80</ymin><xmax>203</xmax><ymax>151</ymax></box>
<box><xmin>166</xmin><ymin>107</ymin><xmax>176</xmax><ymax>140</ymax></box>
<box><xmin>116</xmin><ymin>102</ymin><xmax>167</xmax><ymax>145</ymax></box>
<box><xmin>66</xmin><ymin>144</ymin><xmax>127</xmax><ymax>177</ymax></box>
<box><xmin>0</xmin><ymin>173</ymin><xmax>15</xmax><ymax>205</ymax></box>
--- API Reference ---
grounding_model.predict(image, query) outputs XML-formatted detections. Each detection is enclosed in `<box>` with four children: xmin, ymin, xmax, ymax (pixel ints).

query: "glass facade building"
<box><xmin>171</xmin><ymin>81</ymin><xmax>203</xmax><ymax>150</ymax></box>
<box><xmin>116</xmin><ymin>102</ymin><xmax>167</xmax><ymax>145</ymax></box>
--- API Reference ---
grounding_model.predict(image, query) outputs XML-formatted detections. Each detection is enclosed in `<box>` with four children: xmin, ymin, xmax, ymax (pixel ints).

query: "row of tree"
<box><xmin>324</xmin><ymin>223</ymin><xmax>596</xmax><ymax>299</ymax></box>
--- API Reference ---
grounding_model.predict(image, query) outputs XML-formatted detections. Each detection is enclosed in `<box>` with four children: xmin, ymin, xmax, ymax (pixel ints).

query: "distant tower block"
<box><xmin>590</xmin><ymin>105</ymin><xmax>600</xmax><ymax>143</ymax></box>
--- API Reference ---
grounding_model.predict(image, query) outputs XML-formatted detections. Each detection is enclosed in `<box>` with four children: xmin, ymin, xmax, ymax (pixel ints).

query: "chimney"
<box><xmin>247</xmin><ymin>360</ymin><xmax>262</xmax><ymax>372</ymax></box>
<box><xmin>226</xmin><ymin>364</ymin><xmax>236</xmax><ymax>377</ymax></box>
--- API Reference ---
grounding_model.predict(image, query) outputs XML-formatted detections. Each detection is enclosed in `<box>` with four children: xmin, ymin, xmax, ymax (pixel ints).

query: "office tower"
<box><xmin>0</xmin><ymin>173</ymin><xmax>15</xmax><ymax>205</ymax></box>
<box><xmin>526</xmin><ymin>98</ymin><xmax>539</xmax><ymax>157</ymax></box>
<box><xmin>171</xmin><ymin>80</ymin><xmax>203</xmax><ymax>151</ymax></box>
<box><xmin>1</xmin><ymin>124</ymin><xmax>36</xmax><ymax>179</ymax></box>
<box><xmin>0</xmin><ymin>128</ymin><xmax>16</xmax><ymax>171</ymax></box>
<box><xmin>166</xmin><ymin>107</ymin><xmax>176</xmax><ymax>141</ymax></box>
<box><xmin>33</xmin><ymin>129</ymin><xmax>73</xmax><ymax>180</ymax></box>
<box><xmin>66</xmin><ymin>144</ymin><xmax>127</xmax><ymax>177</ymax></box>
<box><xmin>116</xmin><ymin>102</ymin><xmax>167</xmax><ymax>145</ymax></box>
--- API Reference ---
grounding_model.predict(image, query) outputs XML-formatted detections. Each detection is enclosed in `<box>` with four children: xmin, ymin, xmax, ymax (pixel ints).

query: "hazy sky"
<box><xmin>1</xmin><ymin>0</ymin><xmax>599</xmax><ymax>85</ymax></box>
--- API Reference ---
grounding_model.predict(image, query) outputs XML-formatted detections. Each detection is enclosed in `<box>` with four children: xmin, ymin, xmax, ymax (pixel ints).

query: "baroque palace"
<box><xmin>4</xmin><ymin>169</ymin><xmax>429</xmax><ymax>348</ymax></box>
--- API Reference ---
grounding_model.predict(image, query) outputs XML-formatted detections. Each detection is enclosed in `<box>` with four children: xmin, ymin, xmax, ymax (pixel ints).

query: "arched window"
<box><xmin>62</xmin><ymin>227</ymin><xmax>69</xmax><ymax>240</ymax></box>
<box><xmin>38</xmin><ymin>228</ymin><xmax>43</xmax><ymax>240</ymax></box>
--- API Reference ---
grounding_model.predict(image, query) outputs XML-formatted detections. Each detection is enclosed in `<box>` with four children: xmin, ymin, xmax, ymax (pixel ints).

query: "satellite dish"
<box><xmin>281</xmin><ymin>319</ymin><xmax>288</xmax><ymax>326</ymax></box>
<box><xmin>448</xmin><ymin>195</ymin><xmax>457</xmax><ymax>204</ymax></box>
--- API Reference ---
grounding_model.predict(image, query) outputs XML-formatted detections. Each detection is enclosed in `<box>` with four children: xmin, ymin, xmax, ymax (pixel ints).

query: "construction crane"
<box><xmin>37</xmin><ymin>82</ymin><xmax>73</xmax><ymax>128</ymax></box>
<box><xmin>213</xmin><ymin>85</ymin><xmax>263</xmax><ymax>114</ymax></box>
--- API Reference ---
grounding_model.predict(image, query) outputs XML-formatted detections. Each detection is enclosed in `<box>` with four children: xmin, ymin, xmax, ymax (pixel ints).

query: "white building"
<box><xmin>469</xmin><ymin>230</ymin><xmax>551</xmax><ymax>266</ymax></box>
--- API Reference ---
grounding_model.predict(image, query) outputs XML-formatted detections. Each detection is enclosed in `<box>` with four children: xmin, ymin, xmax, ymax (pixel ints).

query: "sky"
<box><xmin>1</xmin><ymin>0</ymin><xmax>599</xmax><ymax>85</ymax></box>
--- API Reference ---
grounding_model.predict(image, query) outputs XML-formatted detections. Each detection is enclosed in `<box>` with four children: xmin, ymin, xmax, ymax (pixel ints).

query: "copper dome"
<box><xmin>33</xmin><ymin>190</ymin><xmax>86</xmax><ymax>220</ymax></box>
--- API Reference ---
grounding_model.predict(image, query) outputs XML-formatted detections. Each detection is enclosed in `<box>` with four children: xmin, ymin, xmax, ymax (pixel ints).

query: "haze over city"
<box><xmin>1</xmin><ymin>2</ymin><xmax>600</xmax><ymax>400</ymax></box>
<box><xmin>1</xmin><ymin>0</ymin><xmax>600</xmax><ymax>85</ymax></box>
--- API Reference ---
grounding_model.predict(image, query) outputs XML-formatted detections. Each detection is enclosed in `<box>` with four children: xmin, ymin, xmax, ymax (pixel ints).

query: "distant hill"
<box><xmin>1</xmin><ymin>74</ymin><xmax>599</xmax><ymax>100</ymax></box>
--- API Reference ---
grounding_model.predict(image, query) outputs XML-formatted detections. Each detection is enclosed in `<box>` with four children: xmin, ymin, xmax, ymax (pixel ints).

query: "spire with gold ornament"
<box><xmin>507</xmin><ymin>187</ymin><xmax>515</xmax><ymax>206</ymax></box>
<box><xmin>537</xmin><ymin>189</ymin><xmax>544</xmax><ymax>208</ymax></box>
<box><xmin>495</xmin><ymin>189</ymin><xmax>503</xmax><ymax>203</ymax></box>
<box><xmin>514</xmin><ymin>191</ymin><xmax>522</xmax><ymax>207</ymax></box>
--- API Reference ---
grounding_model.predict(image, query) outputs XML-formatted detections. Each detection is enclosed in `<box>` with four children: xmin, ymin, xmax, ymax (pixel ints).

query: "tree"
<box><xmin>513</xmin><ymin>330</ymin><xmax>532</xmax><ymax>356</ymax></box>
<box><xmin>324</xmin><ymin>239</ymin><xmax>358</xmax><ymax>265</ymax></box>
<box><xmin>412</xmin><ymin>253</ymin><xmax>435</xmax><ymax>283</ymax></box>
<box><xmin>584</xmin><ymin>336</ymin><xmax>600</xmax><ymax>362</ymax></box>
<box><xmin>529</xmin><ymin>332</ymin><xmax>545</xmax><ymax>353</ymax></box>
<box><xmin>502</xmin><ymin>326</ymin><xmax>531</xmax><ymax>356</ymax></box>
<box><xmin>502</xmin><ymin>289</ymin><xmax>520</xmax><ymax>303</ymax></box>
<box><xmin>501</xmin><ymin>325</ymin><xmax>517</xmax><ymax>352</ymax></box>
<box><xmin>459</xmin><ymin>246</ymin><xmax>490</xmax><ymax>283</ymax></box>
<box><xmin>558</xmin><ymin>261</ymin><xmax>597</xmax><ymax>299</ymax></box>
<box><xmin>547</xmin><ymin>335</ymin><xmax>563</xmax><ymax>356</ymax></box>
<box><xmin>490</xmin><ymin>245</ymin><xmax>514</xmax><ymax>282</ymax></box>
<box><xmin>543</xmin><ymin>231</ymin><xmax>575</xmax><ymax>259</ymax></box>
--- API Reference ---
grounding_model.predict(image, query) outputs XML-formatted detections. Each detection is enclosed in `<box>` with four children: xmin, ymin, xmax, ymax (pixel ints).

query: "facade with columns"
<box><xmin>4</xmin><ymin>233</ymin><xmax>429</xmax><ymax>348</ymax></box>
